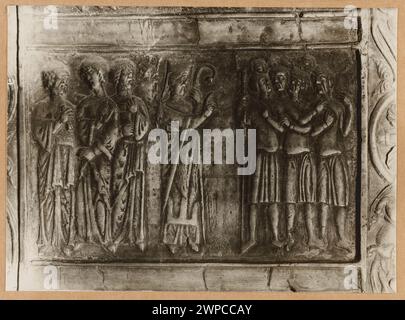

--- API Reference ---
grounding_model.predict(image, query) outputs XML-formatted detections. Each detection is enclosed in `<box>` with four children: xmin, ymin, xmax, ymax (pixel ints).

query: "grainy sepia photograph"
<box><xmin>6</xmin><ymin>5</ymin><xmax>397</xmax><ymax>293</ymax></box>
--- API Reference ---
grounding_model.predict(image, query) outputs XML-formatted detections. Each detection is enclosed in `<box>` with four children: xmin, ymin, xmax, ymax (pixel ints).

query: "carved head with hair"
<box><xmin>168</xmin><ymin>67</ymin><xmax>192</xmax><ymax>99</ymax></box>
<box><xmin>190</xmin><ymin>64</ymin><xmax>216</xmax><ymax>105</ymax></box>
<box><xmin>251</xmin><ymin>58</ymin><xmax>268</xmax><ymax>74</ymax></box>
<box><xmin>41</xmin><ymin>65</ymin><xmax>70</xmax><ymax>98</ymax></box>
<box><xmin>79</xmin><ymin>56</ymin><xmax>108</xmax><ymax>92</ymax></box>
<box><xmin>299</xmin><ymin>53</ymin><xmax>317</xmax><ymax>73</ymax></box>
<box><xmin>194</xmin><ymin>64</ymin><xmax>216</xmax><ymax>89</ymax></box>
<box><xmin>270</xmin><ymin>56</ymin><xmax>291</xmax><ymax>93</ymax></box>
<box><xmin>312</xmin><ymin>66</ymin><xmax>334</xmax><ymax>98</ymax></box>
<box><xmin>289</xmin><ymin>66</ymin><xmax>311</xmax><ymax>103</ymax></box>
<box><xmin>272</xmin><ymin>64</ymin><xmax>290</xmax><ymax>93</ymax></box>
<box><xmin>110</xmin><ymin>58</ymin><xmax>136</xmax><ymax>95</ymax></box>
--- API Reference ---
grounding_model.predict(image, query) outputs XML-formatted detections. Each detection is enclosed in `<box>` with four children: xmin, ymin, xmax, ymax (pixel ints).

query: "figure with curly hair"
<box><xmin>108</xmin><ymin>58</ymin><xmax>151</xmax><ymax>252</ymax></box>
<box><xmin>32</xmin><ymin>65</ymin><xmax>76</xmax><ymax>256</ymax></box>
<box><xmin>72</xmin><ymin>56</ymin><xmax>119</xmax><ymax>246</ymax></box>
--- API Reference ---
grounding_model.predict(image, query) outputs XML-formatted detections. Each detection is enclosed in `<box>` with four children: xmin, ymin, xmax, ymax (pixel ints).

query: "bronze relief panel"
<box><xmin>26</xmin><ymin>48</ymin><xmax>359</xmax><ymax>263</ymax></box>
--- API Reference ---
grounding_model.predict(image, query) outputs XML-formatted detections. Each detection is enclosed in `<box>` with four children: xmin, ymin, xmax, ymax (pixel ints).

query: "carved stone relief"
<box><xmin>366</xmin><ymin>8</ymin><xmax>397</xmax><ymax>293</ymax></box>
<box><xmin>7</xmin><ymin>6</ymin><xmax>396</xmax><ymax>292</ymax></box>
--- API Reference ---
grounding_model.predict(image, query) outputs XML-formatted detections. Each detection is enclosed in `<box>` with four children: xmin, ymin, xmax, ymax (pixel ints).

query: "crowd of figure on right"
<box><xmin>240</xmin><ymin>55</ymin><xmax>354</xmax><ymax>255</ymax></box>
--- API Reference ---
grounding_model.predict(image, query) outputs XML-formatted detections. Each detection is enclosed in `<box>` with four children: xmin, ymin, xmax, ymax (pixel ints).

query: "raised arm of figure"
<box><xmin>299</xmin><ymin>101</ymin><xmax>326</xmax><ymax>125</ymax></box>
<box><xmin>262</xmin><ymin>109</ymin><xmax>284</xmax><ymax>132</ymax></box>
<box><xmin>93</xmin><ymin>100</ymin><xmax>120</xmax><ymax>161</ymax></box>
<box><xmin>288</xmin><ymin>122</ymin><xmax>312</xmax><ymax>134</ymax></box>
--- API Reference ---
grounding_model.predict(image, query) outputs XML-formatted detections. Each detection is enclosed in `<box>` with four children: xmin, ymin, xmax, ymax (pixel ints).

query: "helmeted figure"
<box><xmin>33</xmin><ymin>65</ymin><xmax>76</xmax><ymax>255</ymax></box>
<box><xmin>160</xmin><ymin>63</ymin><xmax>216</xmax><ymax>254</ymax></box>
<box><xmin>72</xmin><ymin>56</ymin><xmax>119</xmax><ymax>245</ymax></box>
<box><xmin>109</xmin><ymin>58</ymin><xmax>151</xmax><ymax>252</ymax></box>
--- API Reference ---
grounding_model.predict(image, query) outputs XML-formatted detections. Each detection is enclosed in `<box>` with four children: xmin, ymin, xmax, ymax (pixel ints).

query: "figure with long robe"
<box><xmin>33</xmin><ymin>67</ymin><xmax>76</xmax><ymax>255</ymax></box>
<box><xmin>72</xmin><ymin>56</ymin><xmax>119</xmax><ymax>246</ymax></box>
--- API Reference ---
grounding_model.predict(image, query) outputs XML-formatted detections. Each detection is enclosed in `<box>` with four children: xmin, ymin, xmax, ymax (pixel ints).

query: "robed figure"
<box><xmin>109</xmin><ymin>59</ymin><xmax>151</xmax><ymax>252</ymax></box>
<box><xmin>33</xmin><ymin>68</ymin><xmax>76</xmax><ymax>254</ymax></box>
<box><xmin>72</xmin><ymin>57</ymin><xmax>119</xmax><ymax>245</ymax></box>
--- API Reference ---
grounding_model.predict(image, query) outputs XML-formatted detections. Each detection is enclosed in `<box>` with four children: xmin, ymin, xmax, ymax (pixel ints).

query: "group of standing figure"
<box><xmin>32</xmin><ymin>54</ymin><xmax>354</xmax><ymax>257</ymax></box>
<box><xmin>33</xmin><ymin>56</ymin><xmax>217</xmax><ymax>256</ymax></box>
<box><xmin>241</xmin><ymin>57</ymin><xmax>354</xmax><ymax>254</ymax></box>
<box><xmin>34</xmin><ymin>57</ymin><xmax>151</xmax><ymax>255</ymax></box>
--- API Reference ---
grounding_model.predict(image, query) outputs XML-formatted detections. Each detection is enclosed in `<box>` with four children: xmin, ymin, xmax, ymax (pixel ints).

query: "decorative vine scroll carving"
<box><xmin>368</xmin><ymin>8</ymin><xmax>397</xmax><ymax>293</ymax></box>
<box><xmin>369</xmin><ymin>9</ymin><xmax>397</xmax><ymax>183</ymax></box>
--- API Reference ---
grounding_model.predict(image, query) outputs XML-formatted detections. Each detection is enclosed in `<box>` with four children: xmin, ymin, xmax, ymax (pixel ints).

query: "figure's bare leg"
<box><xmin>286</xmin><ymin>203</ymin><xmax>296</xmax><ymax>251</ymax></box>
<box><xmin>335</xmin><ymin>207</ymin><xmax>350</xmax><ymax>251</ymax></box>
<box><xmin>242</xmin><ymin>204</ymin><xmax>258</xmax><ymax>253</ymax></box>
<box><xmin>269</xmin><ymin>203</ymin><xmax>283</xmax><ymax>248</ymax></box>
<box><xmin>320</xmin><ymin>203</ymin><xmax>329</xmax><ymax>245</ymax></box>
<box><xmin>305</xmin><ymin>203</ymin><xmax>324</xmax><ymax>249</ymax></box>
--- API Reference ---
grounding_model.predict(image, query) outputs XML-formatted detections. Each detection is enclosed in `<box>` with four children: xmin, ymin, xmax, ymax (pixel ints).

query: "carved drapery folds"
<box><xmin>7</xmin><ymin>6</ymin><xmax>396</xmax><ymax>292</ymax></box>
